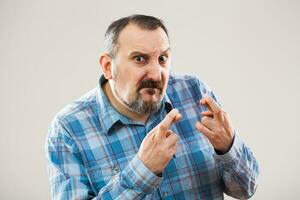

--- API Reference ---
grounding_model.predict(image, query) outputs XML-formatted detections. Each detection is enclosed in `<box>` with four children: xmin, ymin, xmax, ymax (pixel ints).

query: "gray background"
<box><xmin>1</xmin><ymin>0</ymin><xmax>299</xmax><ymax>199</ymax></box>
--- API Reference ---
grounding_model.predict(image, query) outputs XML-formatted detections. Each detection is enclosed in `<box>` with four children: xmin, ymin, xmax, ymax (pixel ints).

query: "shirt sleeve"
<box><xmin>99</xmin><ymin>154</ymin><xmax>162</xmax><ymax>199</ymax></box>
<box><xmin>214</xmin><ymin>134</ymin><xmax>259</xmax><ymax>199</ymax></box>
<box><xmin>45</xmin><ymin>118</ymin><xmax>162</xmax><ymax>200</ymax></box>
<box><xmin>209</xmin><ymin>91</ymin><xmax>260</xmax><ymax>199</ymax></box>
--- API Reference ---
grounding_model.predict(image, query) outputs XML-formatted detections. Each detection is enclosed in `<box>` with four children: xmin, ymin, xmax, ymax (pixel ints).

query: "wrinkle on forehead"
<box><xmin>127</xmin><ymin>47</ymin><xmax>171</xmax><ymax>57</ymax></box>
<box><xmin>117</xmin><ymin>23</ymin><xmax>170</xmax><ymax>57</ymax></box>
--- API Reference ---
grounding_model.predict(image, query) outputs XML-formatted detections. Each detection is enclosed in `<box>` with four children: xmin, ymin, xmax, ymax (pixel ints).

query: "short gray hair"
<box><xmin>104</xmin><ymin>14</ymin><xmax>169</xmax><ymax>58</ymax></box>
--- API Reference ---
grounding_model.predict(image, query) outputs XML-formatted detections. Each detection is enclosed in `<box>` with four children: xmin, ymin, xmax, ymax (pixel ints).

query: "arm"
<box><xmin>195</xmin><ymin>91</ymin><xmax>259</xmax><ymax>199</ymax></box>
<box><xmin>214</xmin><ymin>134</ymin><xmax>259</xmax><ymax>199</ymax></box>
<box><xmin>45</xmin><ymin>119</ymin><xmax>162</xmax><ymax>200</ymax></box>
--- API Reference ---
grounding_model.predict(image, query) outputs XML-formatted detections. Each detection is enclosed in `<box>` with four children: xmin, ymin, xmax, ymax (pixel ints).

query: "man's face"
<box><xmin>109</xmin><ymin>23</ymin><xmax>171</xmax><ymax>114</ymax></box>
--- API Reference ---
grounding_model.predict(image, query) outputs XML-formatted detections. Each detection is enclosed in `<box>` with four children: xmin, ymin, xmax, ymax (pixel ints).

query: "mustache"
<box><xmin>137</xmin><ymin>79</ymin><xmax>163</xmax><ymax>92</ymax></box>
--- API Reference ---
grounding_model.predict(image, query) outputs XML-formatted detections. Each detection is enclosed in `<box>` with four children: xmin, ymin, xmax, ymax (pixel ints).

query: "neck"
<box><xmin>102</xmin><ymin>81</ymin><xmax>150</xmax><ymax>123</ymax></box>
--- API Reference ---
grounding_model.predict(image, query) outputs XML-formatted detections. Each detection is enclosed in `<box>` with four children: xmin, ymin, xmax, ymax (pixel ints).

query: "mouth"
<box><xmin>137</xmin><ymin>79</ymin><xmax>163</xmax><ymax>95</ymax></box>
<box><xmin>139</xmin><ymin>88</ymin><xmax>162</xmax><ymax>95</ymax></box>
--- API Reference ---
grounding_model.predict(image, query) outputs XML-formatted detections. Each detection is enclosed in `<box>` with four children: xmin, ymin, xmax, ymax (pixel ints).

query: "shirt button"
<box><xmin>164</xmin><ymin>191</ymin><xmax>168</xmax><ymax>196</ymax></box>
<box><xmin>113</xmin><ymin>166</ymin><xmax>119</xmax><ymax>173</ymax></box>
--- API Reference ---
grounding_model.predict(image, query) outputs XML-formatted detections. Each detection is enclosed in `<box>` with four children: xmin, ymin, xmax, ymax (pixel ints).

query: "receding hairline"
<box><xmin>117</xmin><ymin>22</ymin><xmax>169</xmax><ymax>44</ymax></box>
<box><xmin>103</xmin><ymin>15</ymin><xmax>169</xmax><ymax>57</ymax></box>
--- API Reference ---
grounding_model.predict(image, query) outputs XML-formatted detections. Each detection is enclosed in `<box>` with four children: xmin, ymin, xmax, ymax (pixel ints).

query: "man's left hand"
<box><xmin>195</xmin><ymin>95</ymin><xmax>235</xmax><ymax>154</ymax></box>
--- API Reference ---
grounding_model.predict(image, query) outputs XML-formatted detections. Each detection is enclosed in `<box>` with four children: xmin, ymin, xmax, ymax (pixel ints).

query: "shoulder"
<box><xmin>168</xmin><ymin>73</ymin><xmax>199</xmax><ymax>83</ymax></box>
<box><xmin>48</xmin><ymin>88</ymin><xmax>99</xmax><ymax>137</ymax></box>
<box><xmin>168</xmin><ymin>73</ymin><xmax>210</xmax><ymax>89</ymax></box>
<box><xmin>167</xmin><ymin>73</ymin><xmax>210</xmax><ymax>99</ymax></box>
<box><xmin>168</xmin><ymin>73</ymin><xmax>222</xmax><ymax>107</ymax></box>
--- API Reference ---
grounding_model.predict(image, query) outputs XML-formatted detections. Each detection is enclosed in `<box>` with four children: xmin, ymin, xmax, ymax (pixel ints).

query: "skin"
<box><xmin>138</xmin><ymin>109</ymin><xmax>182</xmax><ymax>174</ymax></box>
<box><xmin>196</xmin><ymin>95</ymin><xmax>235</xmax><ymax>153</ymax></box>
<box><xmin>99</xmin><ymin>23</ymin><xmax>234</xmax><ymax>174</ymax></box>
<box><xmin>100</xmin><ymin>23</ymin><xmax>171</xmax><ymax>123</ymax></box>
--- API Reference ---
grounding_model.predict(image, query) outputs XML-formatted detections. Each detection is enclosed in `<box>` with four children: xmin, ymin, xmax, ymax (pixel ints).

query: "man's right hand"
<box><xmin>138</xmin><ymin>109</ymin><xmax>182</xmax><ymax>175</ymax></box>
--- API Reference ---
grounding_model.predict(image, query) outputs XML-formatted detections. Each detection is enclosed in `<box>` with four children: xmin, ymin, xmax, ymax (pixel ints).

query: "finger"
<box><xmin>169</xmin><ymin>141</ymin><xmax>178</xmax><ymax>149</ymax></box>
<box><xmin>169</xmin><ymin>143</ymin><xmax>178</xmax><ymax>156</ymax></box>
<box><xmin>165</xmin><ymin>130</ymin><xmax>173</xmax><ymax>137</ymax></box>
<box><xmin>201</xmin><ymin>116</ymin><xmax>215</xmax><ymax>130</ymax></box>
<box><xmin>158</xmin><ymin>109</ymin><xmax>180</xmax><ymax>132</ymax></box>
<box><xmin>166</xmin><ymin>132</ymin><xmax>180</xmax><ymax>147</ymax></box>
<box><xmin>195</xmin><ymin>121</ymin><xmax>214</xmax><ymax>141</ymax></box>
<box><xmin>174</xmin><ymin>113</ymin><xmax>182</xmax><ymax>122</ymax></box>
<box><xmin>201</xmin><ymin>110</ymin><xmax>214</xmax><ymax>118</ymax></box>
<box><xmin>200</xmin><ymin>95</ymin><xmax>222</xmax><ymax>119</ymax></box>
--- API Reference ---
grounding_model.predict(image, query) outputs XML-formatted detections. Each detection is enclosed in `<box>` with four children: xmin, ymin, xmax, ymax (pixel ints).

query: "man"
<box><xmin>46</xmin><ymin>15</ymin><xmax>259</xmax><ymax>199</ymax></box>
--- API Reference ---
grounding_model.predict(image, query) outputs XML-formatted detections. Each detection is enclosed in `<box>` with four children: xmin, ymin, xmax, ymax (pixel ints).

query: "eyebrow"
<box><xmin>128</xmin><ymin>47</ymin><xmax>171</xmax><ymax>57</ymax></box>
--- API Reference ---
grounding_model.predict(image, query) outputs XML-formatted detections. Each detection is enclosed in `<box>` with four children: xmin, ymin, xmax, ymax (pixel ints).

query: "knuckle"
<box><xmin>170</xmin><ymin>149</ymin><xmax>177</xmax><ymax>156</ymax></box>
<box><xmin>201</xmin><ymin>116</ymin><xmax>208</xmax><ymax>123</ymax></box>
<box><xmin>211</xmin><ymin>133</ymin><xmax>217</xmax><ymax>140</ymax></box>
<box><xmin>162</xmin><ymin>151</ymin><xmax>170</xmax><ymax>159</ymax></box>
<box><xmin>201</xmin><ymin>117</ymin><xmax>210</xmax><ymax>126</ymax></box>
<box><xmin>216</xmin><ymin>109</ymin><xmax>222</xmax><ymax>115</ymax></box>
<box><xmin>159</xmin><ymin>124</ymin><xmax>167</xmax><ymax>131</ymax></box>
<box><xmin>172</xmin><ymin>135</ymin><xmax>180</xmax><ymax>143</ymax></box>
<box><xmin>196</xmin><ymin>124</ymin><xmax>202</xmax><ymax>132</ymax></box>
<box><xmin>216</xmin><ymin>128</ymin><xmax>222</xmax><ymax>134</ymax></box>
<box><xmin>171</xmin><ymin>132</ymin><xmax>178</xmax><ymax>138</ymax></box>
<box><xmin>208</xmin><ymin>135</ymin><xmax>214</xmax><ymax>141</ymax></box>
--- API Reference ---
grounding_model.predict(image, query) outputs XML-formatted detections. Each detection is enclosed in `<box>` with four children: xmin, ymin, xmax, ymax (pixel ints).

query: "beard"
<box><xmin>115</xmin><ymin>79</ymin><xmax>164</xmax><ymax>114</ymax></box>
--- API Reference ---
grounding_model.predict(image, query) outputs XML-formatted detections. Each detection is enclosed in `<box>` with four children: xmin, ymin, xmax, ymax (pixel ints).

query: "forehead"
<box><xmin>117</xmin><ymin>23</ymin><xmax>170</xmax><ymax>55</ymax></box>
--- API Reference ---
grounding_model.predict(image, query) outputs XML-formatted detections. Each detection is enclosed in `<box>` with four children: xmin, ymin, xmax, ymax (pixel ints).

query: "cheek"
<box><xmin>162</xmin><ymin>70</ymin><xmax>170</xmax><ymax>85</ymax></box>
<box><xmin>135</xmin><ymin>70</ymin><xmax>150</xmax><ymax>87</ymax></box>
<box><xmin>115</xmin><ymin>73</ymin><xmax>143</xmax><ymax>97</ymax></box>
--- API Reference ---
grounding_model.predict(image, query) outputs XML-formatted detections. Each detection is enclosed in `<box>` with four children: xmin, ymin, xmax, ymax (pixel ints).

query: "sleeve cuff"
<box><xmin>121</xmin><ymin>154</ymin><xmax>163</xmax><ymax>194</ymax></box>
<box><xmin>213</xmin><ymin>134</ymin><xmax>243</xmax><ymax>164</ymax></box>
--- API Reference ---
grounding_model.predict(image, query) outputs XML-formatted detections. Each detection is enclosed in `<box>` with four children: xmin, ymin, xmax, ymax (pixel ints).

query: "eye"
<box><xmin>159</xmin><ymin>55</ymin><xmax>168</xmax><ymax>63</ymax></box>
<box><xmin>134</xmin><ymin>56</ymin><xmax>146</xmax><ymax>63</ymax></box>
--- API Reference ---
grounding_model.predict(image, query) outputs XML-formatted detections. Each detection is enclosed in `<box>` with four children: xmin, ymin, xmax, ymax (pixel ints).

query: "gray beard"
<box><xmin>115</xmin><ymin>88</ymin><xmax>162</xmax><ymax>115</ymax></box>
<box><xmin>127</xmin><ymin>95</ymin><xmax>162</xmax><ymax>114</ymax></box>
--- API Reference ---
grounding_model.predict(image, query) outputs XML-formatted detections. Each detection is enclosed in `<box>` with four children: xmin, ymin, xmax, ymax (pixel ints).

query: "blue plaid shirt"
<box><xmin>46</xmin><ymin>74</ymin><xmax>259</xmax><ymax>200</ymax></box>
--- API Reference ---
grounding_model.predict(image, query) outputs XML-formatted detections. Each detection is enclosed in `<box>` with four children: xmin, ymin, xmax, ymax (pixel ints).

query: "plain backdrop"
<box><xmin>1</xmin><ymin>0</ymin><xmax>299</xmax><ymax>199</ymax></box>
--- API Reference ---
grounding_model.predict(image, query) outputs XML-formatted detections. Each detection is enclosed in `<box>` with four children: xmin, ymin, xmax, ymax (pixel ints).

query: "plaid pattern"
<box><xmin>46</xmin><ymin>74</ymin><xmax>259</xmax><ymax>200</ymax></box>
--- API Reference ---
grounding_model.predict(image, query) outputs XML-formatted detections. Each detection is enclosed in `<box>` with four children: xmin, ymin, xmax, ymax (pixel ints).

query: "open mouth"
<box><xmin>137</xmin><ymin>79</ymin><xmax>163</xmax><ymax>95</ymax></box>
<box><xmin>139</xmin><ymin>88</ymin><xmax>161</xmax><ymax>95</ymax></box>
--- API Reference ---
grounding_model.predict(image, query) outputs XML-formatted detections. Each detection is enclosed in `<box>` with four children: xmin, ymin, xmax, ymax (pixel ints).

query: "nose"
<box><xmin>147</xmin><ymin>60</ymin><xmax>162</xmax><ymax>81</ymax></box>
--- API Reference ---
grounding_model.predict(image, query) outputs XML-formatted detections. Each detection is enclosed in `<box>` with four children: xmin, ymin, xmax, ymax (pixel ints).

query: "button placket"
<box><xmin>113</xmin><ymin>165</ymin><xmax>119</xmax><ymax>174</ymax></box>
<box><xmin>163</xmin><ymin>191</ymin><xmax>168</xmax><ymax>196</ymax></box>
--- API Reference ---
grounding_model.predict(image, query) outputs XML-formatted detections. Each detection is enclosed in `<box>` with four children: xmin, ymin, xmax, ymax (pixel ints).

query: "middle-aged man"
<box><xmin>46</xmin><ymin>15</ymin><xmax>259</xmax><ymax>199</ymax></box>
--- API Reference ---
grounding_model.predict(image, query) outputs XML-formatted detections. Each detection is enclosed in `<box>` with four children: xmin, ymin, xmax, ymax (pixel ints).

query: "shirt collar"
<box><xmin>96</xmin><ymin>75</ymin><xmax>122</xmax><ymax>134</ymax></box>
<box><xmin>96</xmin><ymin>75</ymin><xmax>173</xmax><ymax>134</ymax></box>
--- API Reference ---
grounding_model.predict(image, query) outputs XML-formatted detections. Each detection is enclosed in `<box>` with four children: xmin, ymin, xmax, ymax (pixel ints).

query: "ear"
<box><xmin>99</xmin><ymin>53</ymin><xmax>113</xmax><ymax>79</ymax></box>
